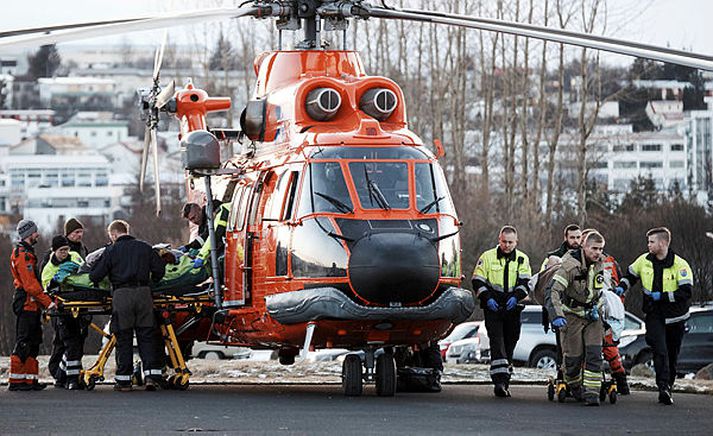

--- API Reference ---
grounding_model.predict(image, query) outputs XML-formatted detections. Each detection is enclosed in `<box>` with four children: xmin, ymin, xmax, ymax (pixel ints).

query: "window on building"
<box><xmin>107</xmin><ymin>131</ymin><xmax>113</xmax><ymax>136</ymax></box>
<box><xmin>77</xmin><ymin>200</ymin><xmax>89</xmax><ymax>208</ymax></box>
<box><xmin>613</xmin><ymin>161</ymin><xmax>637</xmax><ymax>169</ymax></box>
<box><xmin>592</xmin><ymin>161</ymin><xmax>608</xmax><ymax>169</ymax></box>
<box><xmin>90</xmin><ymin>131</ymin><xmax>97</xmax><ymax>137</ymax></box>
<box><xmin>640</xmin><ymin>161</ymin><xmax>663</xmax><ymax>169</ymax></box>
<box><xmin>669</xmin><ymin>161</ymin><xmax>685</xmax><ymax>169</ymax></box>
<box><xmin>10</xmin><ymin>174</ymin><xmax>24</xmax><ymax>189</ymax></box>
<box><xmin>671</xmin><ymin>144</ymin><xmax>684</xmax><ymax>152</ymax></box>
<box><xmin>641</xmin><ymin>144</ymin><xmax>662</xmax><ymax>152</ymax></box>
<box><xmin>61</xmin><ymin>171</ymin><xmax>75</xmax><ymax>187</ymax></box>
<box><xmin>95</xmin><ymin>172</ymin><xmax>108</xmax><ymax>186</ymax></box>
<box><xmin>44</xmin><ymin>171</ymin><xmax>59</xmax><ymax>187</ymax></box>
<box><xmin>613</xmin><ymin>144</ymin><xmax>635</xmax><ymax>152</ymax></box>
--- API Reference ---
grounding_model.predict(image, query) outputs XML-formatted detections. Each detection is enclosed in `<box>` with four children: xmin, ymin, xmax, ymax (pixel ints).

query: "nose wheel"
<box><xmin>341</xmin><ymin>348</ymin><xmax>396</xmax><ymax>397</ymax></box>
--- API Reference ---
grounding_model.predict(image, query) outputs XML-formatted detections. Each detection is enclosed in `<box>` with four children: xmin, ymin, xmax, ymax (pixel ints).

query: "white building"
<box><xmin>55</xmin><ymin>112</ymin><xmax>129</xmax><ymax>148</ymax></box>
<box><xmin>0</xmin><ymin>109</ymin><xmax>55</xmax><ymax>139</ymax></box>
<box><xmin>0</xmin><ymin>119</ymin><xmax>21</xmax><ymax>146</ymax></box>
<box><xmin>555</xmin><ymin>124</ymin><xmax>687</xmax><ymax>194</ymax></box>
<box><xmin>37</xmin><ymin>76</ymin><xmax>118</xmax><ymax>109</ymax></box>
<box><xmin>0</xmin><ymin>139</ymin><xmax>121</xmax><ymax>232</ymax></box>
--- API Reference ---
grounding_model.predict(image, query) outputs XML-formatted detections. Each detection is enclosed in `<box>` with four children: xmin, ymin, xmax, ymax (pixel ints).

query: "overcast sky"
<box><xmin>1</xmin><ymin>0</ymin><xmax>711</xmax><ymax>63</ymax></box>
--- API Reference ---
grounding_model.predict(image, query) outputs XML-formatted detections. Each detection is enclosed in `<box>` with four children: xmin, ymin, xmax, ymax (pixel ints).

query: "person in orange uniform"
<box><xmin>8</xmin><ymin>219</ymin><xmax>55</xmax><ymax>391</ymax></box>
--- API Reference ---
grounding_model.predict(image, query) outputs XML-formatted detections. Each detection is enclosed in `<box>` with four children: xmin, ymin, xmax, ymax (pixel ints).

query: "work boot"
<box><xmin>66</xmin><ymin>380</ymin><xmax>80</xmax><ymax>391</ymax></box>
<box><xmin>31</xmin><ymin>382</ymin><xmax>47</xmax><ymax>391</ymax></box>
<box><xmin>658</xmin><ymin>387</ymin><xmax>674</xmax><ymax>405</ymax></box>
<box><xmin>54</xmin><ymin>379</ymin><xmax>65</xmax><ymax>389</ymax></box>
<box><xmin>570</xmin><ymin>385</ymin><xmax>583</xmax><ymax>402</ymax></box>
<box><xmin>494</xmin><ymin>383</ymin><xmax>509</xmax><ymax>398</ymax></box>
<box><xmin>614</xmin><ymin>373</ymin><xmax>630</xmax><ymax>396</ymax></box>
<box><xmin>145</xmin><ymin>377</ymin><xmax>168</xmax><ymax>391</ymax></box>
<box><xmin>584</xmin><ymin>393</ymin><xmax>600</xmax><ymax>407</ymax></box>
<box><xmin>113</xmin><ymin>383</ymin><xmax>133</xmax><ymax>392</ymax></box>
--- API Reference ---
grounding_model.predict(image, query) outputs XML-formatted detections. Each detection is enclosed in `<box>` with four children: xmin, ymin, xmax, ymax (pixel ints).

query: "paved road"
<box><xmin>1</xmin><ymin>384</ymin><xmax>711</xmax><ymax>434</ymax></box>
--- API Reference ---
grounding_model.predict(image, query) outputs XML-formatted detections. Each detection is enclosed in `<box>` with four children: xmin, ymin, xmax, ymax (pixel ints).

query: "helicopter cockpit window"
<box><xmin>291</xmin><ymin>217</ymin><xmax>348</xmax><ymax>278</ymax></box>
<box><xmin>311</xmin><ymin>146</ymin><xmax>429</xmax><ymax>160</ymax></box>
<box><xmin>296</xmin><ymin>162</ymin><xmax>353</xmax><ymax>217</ymax></box>
<box><xmin>349</xmin><ymin>162</ymin><xmax>409</xmax><ymax>210</ymax></box>
<box><xmin>415</xmin><ymin>163</ymin><xmax>455</xmax><ymax>215</ymax></box>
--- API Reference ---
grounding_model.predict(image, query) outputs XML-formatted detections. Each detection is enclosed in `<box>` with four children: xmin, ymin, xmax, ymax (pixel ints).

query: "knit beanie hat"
<box><xmin>64</xmin><ymin>218</ymin><xmax>84</xmax><ymax>235</ymax></box>
<box><xmin>17</xmin><ymin>219</ymin><xmax>38</xmax><ymax>240</ymax></box>
<box><xmin>52</xmin><ymin>235</ymin><xmax>70</xmax><ymax>251</ymax></box>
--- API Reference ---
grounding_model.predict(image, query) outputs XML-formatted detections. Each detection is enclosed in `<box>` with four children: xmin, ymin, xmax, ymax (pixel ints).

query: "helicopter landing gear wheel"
<box><xmin>375</xmin><ymin>353</ymin><xmax>397</xmax><ymax>397</ymax></box>
<box><xmin>343</xmin><ymin>354</ymin><xmax>363</xmax><ymax>396</ymax></box>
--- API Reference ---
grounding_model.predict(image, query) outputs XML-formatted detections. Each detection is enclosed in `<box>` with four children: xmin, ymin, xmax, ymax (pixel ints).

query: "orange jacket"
<box><xmin>10</xmin><ymin>242</ymin><xmax>52</xmax><ymax>311</ymax></box>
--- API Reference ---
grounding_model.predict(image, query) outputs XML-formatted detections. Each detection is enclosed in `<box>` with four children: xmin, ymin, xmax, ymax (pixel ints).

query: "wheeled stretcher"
<box><xmin>48</xmin><ymin>284</ymin><xmax>214</xmax><ymax>390</ymax></box>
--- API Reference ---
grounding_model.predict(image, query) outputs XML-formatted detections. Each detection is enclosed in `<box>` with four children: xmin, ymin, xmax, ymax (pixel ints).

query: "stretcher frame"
<box><xmin>49</xmin><ymin>289</ymin><xmax>214</xmax><ymax>390</ymax></box>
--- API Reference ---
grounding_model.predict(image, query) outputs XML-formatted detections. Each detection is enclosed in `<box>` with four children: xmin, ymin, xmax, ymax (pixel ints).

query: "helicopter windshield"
<box><xmin>415</xmin><ymin>163</ymin><xmax>456</xmax><ymax>215</ymax></box>
<box><xmin>297</xmin><ymin>162</ymin><xmax>354</xmax><ymax>216</ymax></box>
<box><xmin>349</xmin><ymin>162</ymin><xmax>409</xmax><ymax>210</ymax></box>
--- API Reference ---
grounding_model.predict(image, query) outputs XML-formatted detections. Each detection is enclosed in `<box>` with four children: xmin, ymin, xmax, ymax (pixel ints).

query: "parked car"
<box><xmin>438</xmin><ymin>321</ymin><xmax>481</xmax><ymax>360</ymax></box>
<box><xmin>505</xmin><ymin>305</ymin><xmax>646</xmax><ymax>369</ymax></box>
<box><xmin>444</xmin><ymin>321</ymin><xmax>490</xmax><ymax>364</ymax></box>
<box><xmin>191</xmin><ymin>341</ymin><xmax>252</xmax><ymax>360</ymax></box>
<box><xmin>621</xmin><ymin>304</ymin><xmax>713</xmax><ymax>374</ymax></box>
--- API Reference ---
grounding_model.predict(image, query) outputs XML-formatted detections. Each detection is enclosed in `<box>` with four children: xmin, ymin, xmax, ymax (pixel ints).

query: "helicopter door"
<box><xmin>224</xmin><ymin>180</ymin><xmax>252</xmax><ymax>307</ymax></box>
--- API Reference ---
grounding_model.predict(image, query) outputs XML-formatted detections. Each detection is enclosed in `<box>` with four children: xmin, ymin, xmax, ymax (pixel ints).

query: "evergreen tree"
<box><xmin>27</xmin><ymin>44</ymin><xmax>61</xmax><ymax>79</ymax></box>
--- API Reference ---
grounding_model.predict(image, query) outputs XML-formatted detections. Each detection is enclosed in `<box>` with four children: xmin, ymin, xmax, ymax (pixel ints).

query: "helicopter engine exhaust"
<box><xmin>360</xmin><ymin>88</ymin><xmax>398</xmax><ymax>121</ymax></box>
<box><xmin>305</xmin><ymin>87</ymin><xmax>342</xmax><ymax>121</ymax></box>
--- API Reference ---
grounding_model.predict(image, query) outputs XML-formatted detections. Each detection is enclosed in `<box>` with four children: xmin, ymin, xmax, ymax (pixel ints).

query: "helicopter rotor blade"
<box><xmin>139</xmin><ymin>125</ymin><xmax>151</xmax><ymax>192</ymax></box>
<box><xmin>153</xmin><ymin>31</ymin><xmax>168</xmax><ymax>83</ymax></box>
<box><xmin>0</xmin><ymin>6</ymin><xmax>259</xmax><ymax>52</ymax></box>
<box><xmin>395</xmin><ymin>6</ymin><xmax>713</xmax><ymax>64</ymax></box>
<box><xmin>151</xmin><ymin>128</ymin><xmax>162</xmax><ymax>216</ymax></box>
<box><xmin>0</xmin><ymin>18</ymin><xmax>147</xmax><ymax>39</ymax></box>
<box><xmin>156</xmin><ymin>79</ymin><xmax>176</xmax><ymax>110</ymax></box>
<box><xmin>366</xmin><ymin>5</ymin><xmax>713</xmax><ymax>71</ymax></box>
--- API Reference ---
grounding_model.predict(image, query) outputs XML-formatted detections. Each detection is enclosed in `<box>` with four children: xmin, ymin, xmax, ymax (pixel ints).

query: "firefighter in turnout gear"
<box><xmin>615</xmin><ymin>227</ymin><xmax>693</xmax><ymax>405</ymax></box>
<box><xmin>41</xmin><ymin>235</ymin><xmax>87</xmax><ymax>390</ymax></box>
<box><xmin>8</xmin><ymin>219</ymin><xmax>55</xmax><ymax>391</ymax></box>
<box><xmin>545</xmin><ymin>231</ymin><xmax>606</xmax><ymax>406</ymax></box>
<box><xmin>89</xmin><ymin>220</ymin><xmax>167</xmax><ymax>391</ymax></box>
<box><xmin>472</xmin><ymin>225</ymin><xmax>531</xmax><ymax>398</ymax></box>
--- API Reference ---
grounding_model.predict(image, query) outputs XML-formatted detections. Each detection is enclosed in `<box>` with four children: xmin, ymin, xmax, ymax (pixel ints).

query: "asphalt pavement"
<box><xmin>0</xmin><ymin>384</ymin><xmax>711</xmax><ymax>435</ymax></box>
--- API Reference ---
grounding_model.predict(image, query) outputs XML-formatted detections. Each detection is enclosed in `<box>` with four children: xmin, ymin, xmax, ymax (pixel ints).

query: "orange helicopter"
<box><xmin>3</xmin><ymin>1</ymin><xmax>713</xmax><ymax>397</ymax></box>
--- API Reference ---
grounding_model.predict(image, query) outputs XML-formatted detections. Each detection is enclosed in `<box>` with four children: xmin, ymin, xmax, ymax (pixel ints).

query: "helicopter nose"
<box><xmin>348</xmin><ymin>232</ymin><xmax>440</xmax><ymax>306</ymax></box>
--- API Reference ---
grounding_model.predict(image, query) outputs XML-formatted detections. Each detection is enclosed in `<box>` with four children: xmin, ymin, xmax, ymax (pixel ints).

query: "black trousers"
<box><xmin>484</xmin><ymin>310</ymin><xmax>521</xmax><ymax>385</ymax></box>
<box><xmin>48</xmin><ymin>315</ymin><xmax>88</xmax><ymax>383</ymax></box>
<box><xmin>13</xmin><ymin>310</ymin><xmax>42</xmax><ymax>361</ymax></box>
<box><xmin>111</xmin><ymin>287</ymin><xmax>163</xmax><ymax>384</ymax></box>
<box><xmin>645</xmin><ymin>313</ymin><xmax>686</xmax><ymax>390</ymax></box>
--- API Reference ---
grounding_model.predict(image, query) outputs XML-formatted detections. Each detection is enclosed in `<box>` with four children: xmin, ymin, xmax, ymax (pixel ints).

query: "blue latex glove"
<box><xmin>192</xmin><ymin>258</ymin><xmax>205</xmax><ymax>269</ymax></box>
<box><xmin>551</xmin><ymin>317</ymin><xmax>567</xmax><ymax>329</ymax></box>
<box><xmin>53</xmin><ymin>273</ymin><xmax>62</xmax><ymax>282</ymax></box>
<box><xmin>651</xmin><ymin>291</ymin><xmax>662</xmax><ymax>301</ymax></box>
<box><xmin>506</xmin><ymin>296</ymin><xmax>518</xmax><ymax>311</ymax></box>
<box><xmin>614</xmin><ymin>286</ymin><xmax>625</xmax><ymax>296</ymax></box>
<box><xmin>486</xmin><ymin>298</ymin><xmax>500</xmax><ymax>312</ymax></box>
<box><xmin>178</xmin><ymin>245</ymin><xmax>188</xmax><ymax>253</ymax></box>
<box><xmin>588</xmin><ymin>306</ymin><xmax>600</xmax><ymax>321</ymax></box>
